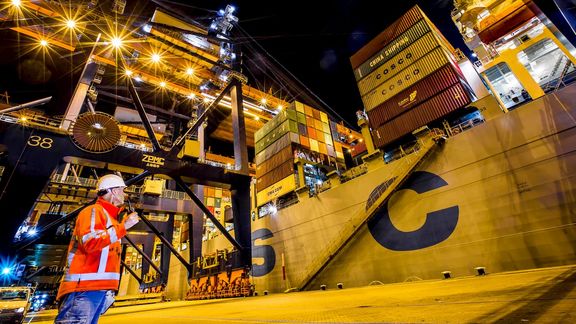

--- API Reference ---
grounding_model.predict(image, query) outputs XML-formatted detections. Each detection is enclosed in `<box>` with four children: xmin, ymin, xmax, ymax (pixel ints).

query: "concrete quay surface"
<box><xmin>28</xmin><ymin>265</ymin><xmax>576</xmax><ymax>323</ymax></box>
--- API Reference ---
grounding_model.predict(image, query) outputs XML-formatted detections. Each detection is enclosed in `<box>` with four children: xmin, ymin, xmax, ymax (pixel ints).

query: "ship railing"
<box><xmin>0</xmin><ymin>111</ymin><xmax>66</xmax><ymax>132</ymax></box>
<box><xmin>339</xmin><ymin>164</ymin><xmax>368</xmax><ymax>184</ymax></box>
<box><xmin>161</xmin><ymin>189</ymin><xmax>192</xmax><ymax>201</ymax></box>
<box><xmin>298</xmin><ymin>134</ymin><xmax>438</xmax><ymax>290</ymax></box>
<box><xmin>449</xmin><ymin>117</ymin><xmax>485</xmax><ymax>136</ymax></box>
<box><xmin>51</xmin><ymin>173</ymin><xmax>194</xmax><ymax>201</ymax></box>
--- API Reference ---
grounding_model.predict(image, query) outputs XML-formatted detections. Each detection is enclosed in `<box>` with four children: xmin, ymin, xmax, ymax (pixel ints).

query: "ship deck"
<box><xmin>28</xmin><ymin>265</ymin><xmax>576</xmax><ymax>323</ymax></box>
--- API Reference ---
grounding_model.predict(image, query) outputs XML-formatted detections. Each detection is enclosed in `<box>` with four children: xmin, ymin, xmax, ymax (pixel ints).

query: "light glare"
<box><xmin>111</xmin><ymin>37</ymin><xmax>123</xmax><ymax>48</ymax></box>
<box><xmin>40</xmin><ymin>39</ymin><xmax>48</xmax><ymax>46</ymax></box>
<box><xmin>151</xmin><ymin>53</ymin><xmax>161</xmax><ymax>62</ymax></box>
<box><xmin>66</xmin><ymin>19</ymin><xmax>76</xmax><ymax>29</ymax></box>
<box><xmin>11</xmin><ymin>0</ymin><xmax>21</xmax><ymax>8</ymax></box>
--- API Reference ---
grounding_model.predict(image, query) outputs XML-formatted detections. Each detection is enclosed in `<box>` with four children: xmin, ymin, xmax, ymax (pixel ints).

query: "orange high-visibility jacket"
<box><xmin>57</xmin><ymin>198</ymin><xmax>127</xmax><ymax>300</ymax></box>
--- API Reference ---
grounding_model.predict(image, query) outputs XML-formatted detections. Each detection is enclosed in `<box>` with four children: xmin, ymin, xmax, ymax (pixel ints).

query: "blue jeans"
<box><xmin>54</xmin><ymin>291</ymin><xmax>107</xmax><ymax>324</ymax></box>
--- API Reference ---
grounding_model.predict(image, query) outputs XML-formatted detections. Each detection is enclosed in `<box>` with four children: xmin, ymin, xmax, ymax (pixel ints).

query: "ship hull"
<box><xmin>251</xmin><ymin>85</ymin><xmax>576</xmax><ymax>292</ymax></box>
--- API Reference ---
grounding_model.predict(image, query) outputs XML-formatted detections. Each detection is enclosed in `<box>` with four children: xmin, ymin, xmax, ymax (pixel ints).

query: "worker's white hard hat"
<box><xmin>97</xmin><ymin>174</ymin><xmax>126</xmax><ymax>192</ymax></box>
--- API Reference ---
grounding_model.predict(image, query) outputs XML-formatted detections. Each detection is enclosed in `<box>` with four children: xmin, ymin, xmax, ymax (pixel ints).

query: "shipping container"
<box><xmin>318</xmin><ymin>142</ymin><xmax>328</xmax><ymax>155</ymax></box>
<box><xmin>306</xmin><ymin>115</ymin><xmax>315</xmax><ymax>126</ymax></box>
<box><xmin>290</xmin><ymin>132</ymin><xmax>300</xmax><ymax>144</ymax></box>
<box><xmin>308</xmin><ymin>126</ymin><xmax>317</xmax><ymax>139</ymax></box>
<box><xmin>256</xmin><ymin>159</ymin><xmax>294</xmax><ymax>192</ymax></box>
<box><xmin>366</xmin><ymin>64</ymin><xmax>462</xmax><ymax>129</ymax></box>
<box><xmin>324</xmin><ymin>133</ymin><xmax>333</xmax><ymax>145</ymax></box>
<box><xmin>298</xmin><ymin>123</ymin><xmax>307</xmax><ymax>136</ymax></box>
<box><xmin>300</xmin><ymin>135</ymin><xmax>310</xmax><ymax>148</ymax></box>
<box><xmin>327</xmin><ymin>144</ymin><xmax>335</xmax><ymax>157</ymax></box>
<box><xmin>351</xmin><ymin>5</ymin><xmax>424</xmax><ymax>68</ymax></box>
<box><xmin>295</xmin><ymin>101</ymin><xmax>305</xmax><ymax>113</ymax></box>
<box><xmin>254</xmin><ymin>108</ymin><xmax>298</xmax><ymax>143</ymax></box>
<box><xmin>256</xmin><ymin>145</ymin><xmax>293</xmax><ymax>178</ymax></box>
<box><xmin>256</xmin><ymin>175</ymin><xmax>296</xmax><ymax>207</ymax></box>
<box><xmin>310</xmin><ymin>138</ymin><xmax>319</xmax><ymax>152</ymax></box>
<box><xmin>372</xmin><ymin>83</ymin><xmax>472</xmax><ymax>148</ymax></box>
<box><xmin>354</xmin><ymin>20</ymin><xmax>431</xmax><ymax>82</ymax></box>
<box><xmin>312</xmin><ymin>109</ymin><xmax>320</xmax><ymax>119</ymax></box>
<box><xmin>356</xmin><ymin>31</ymin><xmax>440</xmax><ymax>95</ymax></box>
<box><xmin>317</xmin><ymin>130</ymin><xmax>325</xmax><ymax>143</ymax></box>
<box><xmin>255</xmin><ymin>119</ymin><xmax>298</xmax><ymax>154</ymax></box>
<box><xmin>297</xmin><ymin>112</ymin><xmax>307</xmax><ymax>124</ymax></box>
<box><xmin>255</xmin><ymin>132</ymin><xmax>292</xmax><ymax>165</ymax></box>
<box><xmin>362</xmin><ymin>46</ymin><xmax>452</xmax><ymax>111</ymax></box>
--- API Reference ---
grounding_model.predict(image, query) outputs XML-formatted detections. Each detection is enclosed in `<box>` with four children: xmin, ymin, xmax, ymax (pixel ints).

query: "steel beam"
<box><xmin>126</xmin><ymin>78</ymin><xmax>163</xmax><ymax>152</ymax></box>
<box><xmin>230</xmin><ymin>78</ymin><xmax>249</xmax><ymax>174</ymax></box>
<box><xmin>137</xmin><ymin>213</ymin><xmax>192</xmax><ymax>273</ymax></box>
<box><xmin>120</xmin><ymin>260</ymin><xmax>142</xmax><ymax>283</ymax></box>
<box><xmin>173</xmin><ymin>176</ymin><xmax>243</xmax><ymax>251</ymax></box>
<box><xmin>123</xmin><ymin>235</ymin><xmax>163</xmax><ymax>276</ymax></box>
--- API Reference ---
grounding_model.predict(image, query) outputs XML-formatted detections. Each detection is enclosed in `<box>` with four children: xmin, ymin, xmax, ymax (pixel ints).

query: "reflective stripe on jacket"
<box><xmin>57</xmin><ymin>198</ymin><xmax>127</xmax><ymax>300</ymax></box>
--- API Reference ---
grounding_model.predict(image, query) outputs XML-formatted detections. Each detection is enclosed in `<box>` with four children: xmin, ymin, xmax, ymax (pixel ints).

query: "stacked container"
<box><xmin>351</xmin><ymin>5</ymin><xmax>474</xmax><ymax>149</ymax></box>
<box><xmin>254</xmin><ymin>101</ymin><xmax>347</xmax><ymax>206</ymax></box>
<box><xmin>202</xmin><ymin>186</ymin><xmax>232</xmax><ymax>225</ymax></box>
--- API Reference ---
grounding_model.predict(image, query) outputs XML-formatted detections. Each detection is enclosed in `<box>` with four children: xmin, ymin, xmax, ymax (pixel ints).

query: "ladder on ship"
<box><xmin>554</xmin><ymin>60</ymin><xmax>573</xmax><ymax>91</ymax></box>
<box><xmin>299</xmin><ymin>132</ymin><xmax>442</xmax><ymax>291</ymax></box>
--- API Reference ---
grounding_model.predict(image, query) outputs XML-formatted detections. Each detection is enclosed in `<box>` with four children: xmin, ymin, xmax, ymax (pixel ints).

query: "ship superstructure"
<box><xmin>452</xmin><ymin>0</ymin><xmax>576</xmax><ymax>110</ymax></box>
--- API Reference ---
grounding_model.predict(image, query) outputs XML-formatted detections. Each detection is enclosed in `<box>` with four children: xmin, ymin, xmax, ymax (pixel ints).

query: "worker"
<box><xmin>54</xmin><ymin>174</ymin><xmax>140</xmax><ymax>324</ymax></box>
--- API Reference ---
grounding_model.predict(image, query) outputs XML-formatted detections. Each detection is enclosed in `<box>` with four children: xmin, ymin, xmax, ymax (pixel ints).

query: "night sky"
<box><xmin>171</xmin><ymin>0</ymin><xmax>466</xmax><ymax>127</ymax></box>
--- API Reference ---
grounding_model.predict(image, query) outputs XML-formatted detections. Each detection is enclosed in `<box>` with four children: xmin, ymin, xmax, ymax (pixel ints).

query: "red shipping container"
<box><xmin>366</xmin><ymin>64</ymin><xmax>463</xmax><ymax>129</ymax></box>
<box><xmin>372</xmin><ymin>83</ymin><xmax>472</xmax><ymax>148</ymax></box>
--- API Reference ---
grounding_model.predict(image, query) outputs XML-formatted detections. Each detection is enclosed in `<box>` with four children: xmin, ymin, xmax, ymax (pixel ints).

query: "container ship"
<box><xmin>0</xmin><ymin>0</ymin><xmax>574</xmax><ymax>306</ymax></box>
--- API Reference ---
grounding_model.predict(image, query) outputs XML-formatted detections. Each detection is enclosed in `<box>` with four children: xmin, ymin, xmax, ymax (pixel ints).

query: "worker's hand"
<box><xmin>123</xmin><ymin>212</ymin><xmax>140</xmax><ymax>230</ymax></box>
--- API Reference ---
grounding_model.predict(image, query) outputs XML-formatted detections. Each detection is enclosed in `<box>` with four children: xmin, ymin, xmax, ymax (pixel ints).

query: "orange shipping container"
<box><xmin>308</xmin><ymin>127</ymin><xmax>317</xmax><ymax>139</ymax></box>
<box><xmin>300</xmin><ymin>135</ymin><xmax>310</xmax><ymax>148</ymax></box>
<box><xmin>312</xmin><ymin>109</ymin><xmax>320</xmax><ymax>119</ymax></box>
